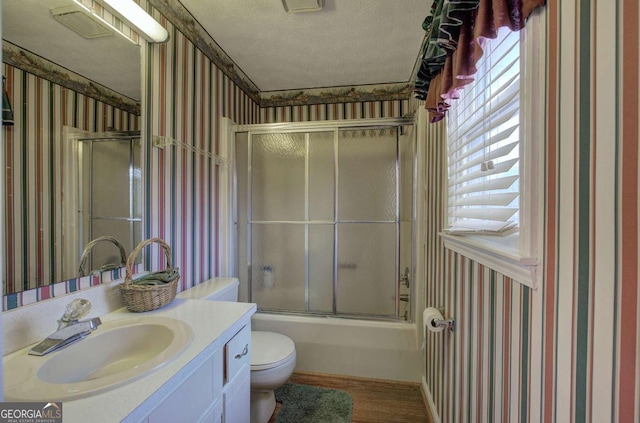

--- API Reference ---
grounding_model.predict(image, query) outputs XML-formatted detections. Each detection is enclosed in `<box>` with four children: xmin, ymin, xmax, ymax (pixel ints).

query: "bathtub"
<box><xmin>181</xmin><ymin>278</ymin><xmax>423</xmax><ymax>383</ymax></box>
<box><xmin>251</xmin><ymin>312</ymin><xmax>422</xmax><ymax>383</ymax></box>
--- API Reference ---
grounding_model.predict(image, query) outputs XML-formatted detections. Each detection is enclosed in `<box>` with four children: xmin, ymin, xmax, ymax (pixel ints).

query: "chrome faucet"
<box><xmin>28</xmin><ymin>299</ymin><xmax>102</xmax><ymax>356</ymax></box>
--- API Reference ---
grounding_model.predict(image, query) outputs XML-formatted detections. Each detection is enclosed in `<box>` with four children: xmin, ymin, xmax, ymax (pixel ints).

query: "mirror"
<box><xmin>2</xmin><ymin>0</ymin><xmax>142</xmax><ymax>295</ymax></box>
<box><xmin>63</xmin><ymin>128</ymin><xmax>142</xmax><ymax>279</ymax></box>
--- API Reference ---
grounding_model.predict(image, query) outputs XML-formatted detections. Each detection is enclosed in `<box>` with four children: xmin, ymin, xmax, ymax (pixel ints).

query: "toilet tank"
<box><xmin>176</xmin><ymin>278</ymin><xmax>239</xmax><ymax>302</ymax></box>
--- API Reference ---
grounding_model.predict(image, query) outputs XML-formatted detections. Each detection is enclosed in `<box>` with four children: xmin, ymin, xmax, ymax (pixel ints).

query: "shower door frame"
<box><xmin>234</xmin><ymin>117</ymin><xmax>416</xmax><ymax>322</ymax></box>
<box><xmin>61</xmin><ymin>128</ymin><xmax>142</xmax><ymax>278</ymax></box>
<box><xmin>77</xmin><ymin>133</ymin><xmax>142</xmax><ymax>260</ymax></box>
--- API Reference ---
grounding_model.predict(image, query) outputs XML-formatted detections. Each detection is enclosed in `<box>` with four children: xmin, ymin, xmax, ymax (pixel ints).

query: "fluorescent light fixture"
<box><xmin>99</xmin><ymin>0</ymin><xmax>169</xmax><ymax>43</ymax></box>
<box><xmin>282</xmin><ymin>0</ymin><xmax>324</xmax><ymax>13</ymax></box>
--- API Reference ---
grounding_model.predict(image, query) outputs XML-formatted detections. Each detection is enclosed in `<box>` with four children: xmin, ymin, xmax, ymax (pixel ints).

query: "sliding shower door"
<box><xmin>236</xmin><ymin>122</ymin><xmax>414</xmax><ymax>320</ymax></box>
<box><xmin>251</xmin><ymin>132</ymin><xmax>309</xmax><ymax>312</ymax></box>
<box><xmin>79</xmin><ymin>135</ymin><xmax>142</xmax><ymax>273</ymax></box>
<box><xmin>336</xmin><ymin>129</ymin><xmax>397</xmax><ymax>316</ymax></box>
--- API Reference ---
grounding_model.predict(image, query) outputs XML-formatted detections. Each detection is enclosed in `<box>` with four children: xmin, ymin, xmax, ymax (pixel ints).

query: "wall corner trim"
<box><xmin>421</xmin><ymin>376</ymin><xmax>441</xmax><ymax>423</ymax></box>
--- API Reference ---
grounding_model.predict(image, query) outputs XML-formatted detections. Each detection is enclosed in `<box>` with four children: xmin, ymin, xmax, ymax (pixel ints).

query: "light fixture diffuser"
<box><xmin>52</xmin><ymin>5</ymin><xmax>113</xmax><ymax>39</ymax></box>
<box><xmin>281</xmin><ymin>0</ymin><xmax>324</xmax><ymax>13</ymax></box>
<box><xmin>99</xmin><ymin>0</ymin><xmax>169</xmax><ymax>43</ymax></box>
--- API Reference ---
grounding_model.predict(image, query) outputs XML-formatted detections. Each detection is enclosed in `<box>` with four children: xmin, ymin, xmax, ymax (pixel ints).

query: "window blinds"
<box><xmin>446</xmin><ymin>28</ymin><xmax>521</xmax><ymax>235</ymax></box>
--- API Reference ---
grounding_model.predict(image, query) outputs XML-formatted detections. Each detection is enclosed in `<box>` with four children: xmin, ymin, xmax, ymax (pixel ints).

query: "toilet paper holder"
<box><xmin>432</xmin><ymin>307</ymin><xmax>455</xmax><ymax>332</ymax></box>
<box><xmin>431</xmin><ymin>317</ymin><xmax>455</xmax><ymax>332</ymax></box>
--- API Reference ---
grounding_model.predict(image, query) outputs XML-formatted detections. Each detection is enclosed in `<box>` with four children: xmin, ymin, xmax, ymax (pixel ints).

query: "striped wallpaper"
<box><xmin>424</xmin><ymin>0</ymin><xmax>640</xmax><ymax>422</ymax></box>
<box><xmin>2</xmin><ymin>63</ymin><xmax>139</xmax><ymax>296</ymax></box>
<box><xmin>142</xmin><ymin>0</ymin><xmax>259</xmax><ymax>292</ymax></box>
<box><xmin>3</xmin><ymin>2</ymin><xmax>410</xmax><ymax>305</ymax></box>
<box><xmin>3</xmin><ymin>0</ymin><xmax>260</xmax><ymax>306</ymax></box>
<box><xmin>2</xmin><ymin>265</ymin><xmax>140</xmax><ymax>310</ymax></box>
<box><xmin>4</xmin><ymin>2</ymin><xmax>638</xmax><ymax>422</ymax></box>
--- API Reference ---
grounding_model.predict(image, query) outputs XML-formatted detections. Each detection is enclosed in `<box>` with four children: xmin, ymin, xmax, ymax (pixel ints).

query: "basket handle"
<box><xmin>77</xmin><ymin>236</ymin><xmax>128</xmax><ymax>277</ymax></box>
<box><xmin>124</xmin><ymin>237</ymin><xmax>173</xmax><ymax>286</ymax></box>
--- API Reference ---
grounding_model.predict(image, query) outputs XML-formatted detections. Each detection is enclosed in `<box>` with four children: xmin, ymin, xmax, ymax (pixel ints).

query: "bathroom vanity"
<box><xmin>3</xmin><ymin>297</ymin><xmax>256</xmax><ymax>423</ymax></box>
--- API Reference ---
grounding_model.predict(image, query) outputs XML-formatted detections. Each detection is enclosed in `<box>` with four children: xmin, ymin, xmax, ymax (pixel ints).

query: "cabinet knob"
<box><xmin>234</xmin><ymin>344</ymin><xmax>249</xmax><ymax>359</ymax></box>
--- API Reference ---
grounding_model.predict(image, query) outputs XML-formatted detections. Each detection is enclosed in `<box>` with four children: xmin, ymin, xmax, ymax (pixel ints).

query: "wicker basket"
<box><xmin>119</xmin><ymin>238</ymin><xmax>179</xmax><ymax>312</ymax></box>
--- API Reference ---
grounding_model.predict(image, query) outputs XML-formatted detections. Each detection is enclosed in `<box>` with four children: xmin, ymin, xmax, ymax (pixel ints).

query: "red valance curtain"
<box><xmin>414</xmin><ymin>0</ymin><xmax>546</xmax><ymax>122</ymax></box>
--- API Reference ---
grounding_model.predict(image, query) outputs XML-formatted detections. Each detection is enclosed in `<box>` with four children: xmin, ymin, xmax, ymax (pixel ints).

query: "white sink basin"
<box><xmin>4</xmin><ymin>316</ymin><xmax>193</xmax><ymax>402</ymax></box>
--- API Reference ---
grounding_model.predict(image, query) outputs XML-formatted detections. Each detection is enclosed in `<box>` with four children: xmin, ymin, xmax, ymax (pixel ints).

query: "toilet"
<box><xmin>250</xmin><ymin>331</ymin><xmax>296</xmax><ymax>423</ymax></box>
<box><xmin>177</xmin><ymin>278</ymin><xmax>297</xmax><ymax>423</ymax></box>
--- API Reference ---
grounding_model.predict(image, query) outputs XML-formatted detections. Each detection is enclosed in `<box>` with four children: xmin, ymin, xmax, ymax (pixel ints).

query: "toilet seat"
<box><xmin>251</xmin><ymin>331</ymin><xmax>296</xmax><ymax>371</ymax></box>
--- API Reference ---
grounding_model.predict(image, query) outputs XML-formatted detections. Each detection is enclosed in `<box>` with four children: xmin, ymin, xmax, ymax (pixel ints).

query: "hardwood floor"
<box><xmin>267</xmin><ymin>371</ymin><xmax>434</xmax><ymax>423</ymax></box>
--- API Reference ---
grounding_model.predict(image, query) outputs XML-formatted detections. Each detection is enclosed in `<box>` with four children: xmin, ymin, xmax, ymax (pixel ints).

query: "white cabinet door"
<box><xmin>223</xmin><ymin>364</ymin><xmax>250</xmax><ymax>423</ymax></box>
<box><xmin>223</xmin><ymin>326</ymin><xmax>251</xmax><ymax>423</ymax></box>
<box><xmin>200</xmin><ymin>400</ymin><xmax>223</xmax><ymax>423</ymax></box>
<box><xmin>148</xmin><ymin>351</ymin><xmax>220</xmax><ymax>423</ymax></box>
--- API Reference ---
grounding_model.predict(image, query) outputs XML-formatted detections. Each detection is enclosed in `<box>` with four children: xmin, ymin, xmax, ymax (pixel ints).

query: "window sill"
<box><xmin>440</xmin><ymin>233</ymin><xmax>539</xmax><ymax>289</ymax></box>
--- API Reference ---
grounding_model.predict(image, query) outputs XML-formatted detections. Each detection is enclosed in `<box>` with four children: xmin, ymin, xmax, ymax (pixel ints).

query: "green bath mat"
<box><xmin>274</xmin><ymin>383</ymin><xmax>353</xmax><ymax>423</ymax></box>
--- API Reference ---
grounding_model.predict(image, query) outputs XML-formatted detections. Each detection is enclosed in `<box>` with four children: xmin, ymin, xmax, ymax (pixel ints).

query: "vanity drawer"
<box><xmin>225</xmin><ymin>325</ymin><xmax>251</xmax><ymax>383</ymax></box>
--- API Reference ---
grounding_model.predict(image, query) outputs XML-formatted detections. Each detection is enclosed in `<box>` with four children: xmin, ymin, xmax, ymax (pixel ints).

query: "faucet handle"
<box><xmin>60</xmin><ymin>299</ymin><xmax>92</xmax><ymax>324</ymax></box>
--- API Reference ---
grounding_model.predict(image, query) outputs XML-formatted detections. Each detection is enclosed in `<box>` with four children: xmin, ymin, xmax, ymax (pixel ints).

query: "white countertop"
<box><xmin>9</xmin><ymin>299</ymin><xmax>256</xmax><ymax>423</ymax></box>
<box><xmin>176</xmin><ymin>277</ymin><xmax>238</xmax><ymax>301</ymax></box>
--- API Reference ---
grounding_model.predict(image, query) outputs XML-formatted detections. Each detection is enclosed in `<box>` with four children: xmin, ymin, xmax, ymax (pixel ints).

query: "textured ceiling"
<box><xmin>3</xmin><ymin>0</ymin><xmax>427</xmax><ymax>99</ymax></box>
<box><xmin>2</xmin><ymin>0</ymin><xmax>141</xmax><ymax>101</ymax></box>
<box><xmin>179</xmin><ymin>0</ymin><xmax>427</xmax><ymax>92</ymax></box>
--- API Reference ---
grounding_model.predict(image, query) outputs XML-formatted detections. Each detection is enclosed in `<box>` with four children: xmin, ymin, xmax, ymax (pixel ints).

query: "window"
<box><xmin>441</xmin><ymin>11</ymin><xmax>545</xmax><ymax>289</ymax></box>
<box><xmin>446</xmin><ymin>28</ymin><xmax>521</xmax><ymax>236</ymax></box>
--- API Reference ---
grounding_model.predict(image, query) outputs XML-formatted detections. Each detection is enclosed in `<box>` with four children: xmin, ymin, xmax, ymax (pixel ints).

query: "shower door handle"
<box><xmin>400</xmin><ymin>267</ymin><xmax>410</xmax><ymax>288</ymax></box>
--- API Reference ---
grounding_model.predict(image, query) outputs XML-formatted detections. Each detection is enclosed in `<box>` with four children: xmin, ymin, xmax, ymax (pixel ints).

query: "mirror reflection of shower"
<box><xmin>235</xmin><ymin>120</ymin><xmax>415</xmax><ymax>321</ymax></box>
<box><xmin>77</xmin><ymin>131</ymin><xmax>142</xmax><ymax>275</ymax></box>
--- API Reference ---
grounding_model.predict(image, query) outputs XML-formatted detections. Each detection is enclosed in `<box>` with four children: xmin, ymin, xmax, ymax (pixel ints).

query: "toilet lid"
<box><xmin>251</xmin><ymin>331</ymin><xmax>295</xmax><ymax>370</ymax></box>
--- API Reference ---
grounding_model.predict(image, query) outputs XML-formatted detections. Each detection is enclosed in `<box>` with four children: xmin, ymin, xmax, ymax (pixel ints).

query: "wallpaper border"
<box><xmin>260</xmin><ymin>82</ymin><xmax>414</xmax><ymax>107</ymax></box>
<box><xmin>150</xmin><ymin>1</ymin><xmax>416</xmax><ymax>108</ymax></box>
<box><xmin>147</xmin><ymin>0</ymin><xmax>261</xmax><ymax>104</ymax></box>
<box><xmin>2</xmin><ymin>41</ymin><xmax>141</xmax><ymax>116</ymax></box>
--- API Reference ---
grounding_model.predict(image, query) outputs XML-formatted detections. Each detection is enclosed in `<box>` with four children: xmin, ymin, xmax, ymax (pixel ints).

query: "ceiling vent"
<box><xmin>281</xmin><ymin>0</ymin><xmax>324</xmax><ymax>13</ymax></box>
<box><xmin>51</xmin><ymin>5</ymin><xmax>113</xmax><ymax>39</ymax></box>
